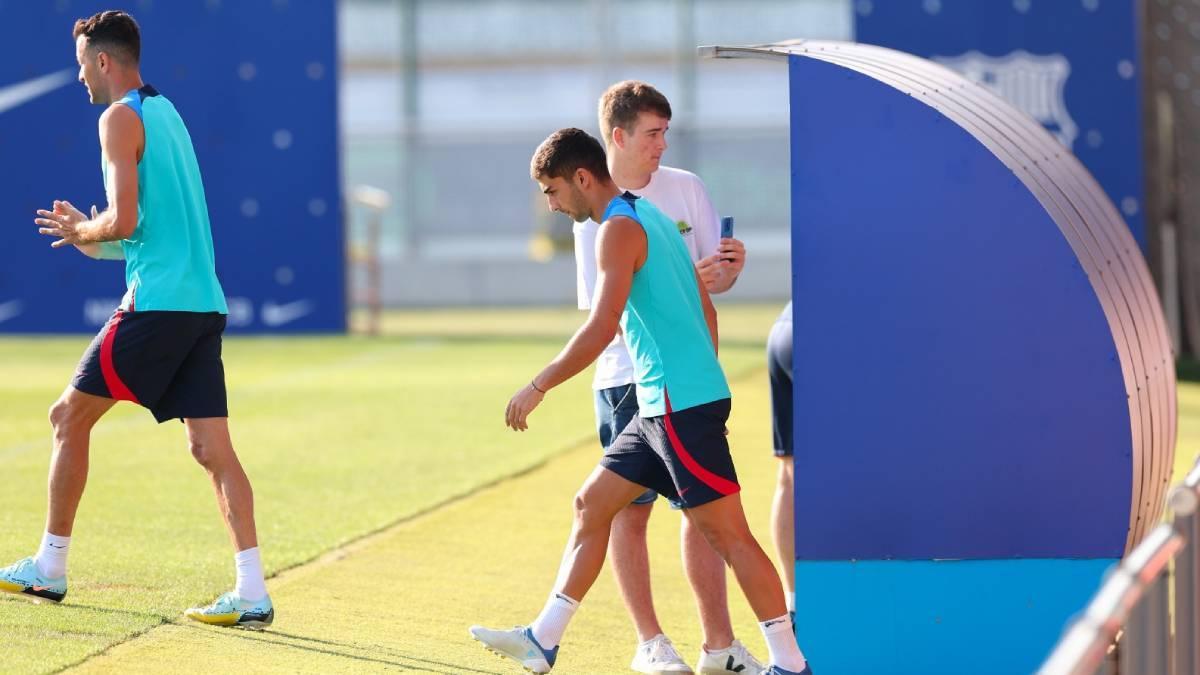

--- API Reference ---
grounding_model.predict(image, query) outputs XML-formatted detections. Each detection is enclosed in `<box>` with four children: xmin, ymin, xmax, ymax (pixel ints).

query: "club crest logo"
<box><xmin>934</xmin><ymin>50</ymin><xmax>1077</xmax><ymax>150</ymax></box>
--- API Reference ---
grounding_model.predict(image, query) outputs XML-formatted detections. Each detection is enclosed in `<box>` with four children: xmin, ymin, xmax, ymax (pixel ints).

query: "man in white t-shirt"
<box><xmin>573</xmin><ymin>80</ymin><xmax>759</xmax><ymax>675</ymax></box>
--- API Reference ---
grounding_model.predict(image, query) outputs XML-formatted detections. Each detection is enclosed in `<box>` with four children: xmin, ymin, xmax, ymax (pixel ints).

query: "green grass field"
<box><xmin>1</xmin><ymin>304</ymin><xmax>1199</xmax><ymax>674</ymax></box>
<box><xmin>0</xmin><ymin>305</ymin><xmax>780</xmax><ymax>673</ymax></box>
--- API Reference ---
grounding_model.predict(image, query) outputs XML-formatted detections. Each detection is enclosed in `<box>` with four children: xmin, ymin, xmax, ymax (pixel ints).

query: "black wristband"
<box><xmin>530</xmin><ymin>380</ymin><xmax>547</xmax><ymax>394</ymax></box>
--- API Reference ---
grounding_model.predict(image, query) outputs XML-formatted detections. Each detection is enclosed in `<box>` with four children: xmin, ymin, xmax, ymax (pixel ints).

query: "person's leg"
<box><xmin>686</xmin><ymin>495</ymin><xmax>782</xmax><ymax>624</ymax></box>
<box><xmin>685</xmin><ymin>494</ymin><xmax>807</xmax><ymax>672</ymax></box>
<box><xmin>771</xmin><ymin>457</ymin><xmax>795</xmax><ymax>607</ymax></box>
<box><xmin>22</xmin><ymin>387</ymin><xmax>116</xmax><ymax>590</ymax></box>
<box><xmin>0</xmin><ymin>318</ymin><xmax>126</xmax><ymax>602</ymax></box>
<box><xmin>45</xmin><ymin>387</ymin><xmax>116</xmax><ymax>538</ymax></box>
<box><xmin>22</xmin><ymin>310</ymin><xmax>156</xmax><ymax>589</ymax></box>
<box><xmin>0</xmin><ymin>387</ymin><xmax>114</xmax><ymax>602</ymax></box>
<box><xmin>552</xmin><ymin>465</ymin><xmax>652</xmax><ymax>605</ymax></box>
<box><xmin>471</xmin><ymin>465</ymin><xmax>648</xmax><ymax>672</ymax></box>
<box><xmin>684</xmin><ymin>512</ymin><xmax>769</xmax><ymax>674</ymax></box>
<box><xmin>681</xmin><ymin>515</ymin><xmax>735</xmax><ymax>649</ymax></box>
<box><xmin>652</xmin><ymin>399</ymin><xmax>775</xmax><ymax>673</ymax></box>
<box><xmin>610</xmin><ymin>500</ymin><xmax>666</xmax><ymax>641</ymax></box>
<box><xmin>766</xmin><ymin>304</ymin><xmax>796</xmax><ymax>613</ymax></box>
<box><xmin>184</xmin><ymin>417</ymin><xmax>258</xmax><ymax>553</ymax></box>
<box><xmin>601</xmin><ymin>383</ymin><xmax>669</xmax><ymax>643</ymax></box>
<box><xmin>181</xmin><ymin>416</ymin><xmax>274</xmax><ymax>629</ymax></box>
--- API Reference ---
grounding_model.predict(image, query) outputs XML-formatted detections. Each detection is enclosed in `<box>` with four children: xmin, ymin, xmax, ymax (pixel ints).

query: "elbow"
<box><xmin>589</xmin><ymin>316</ymin><xmax>620</xmax><ymax>346</ymax></box>
<box><xmin>596</xmin><ymin>320</ymin><xmax>619</xmax><ymax>345</ymax></box>
<box><xmin>113</xmin><ymin>215</ymin><xmax>136</xmax><ymax>240</ymax></box>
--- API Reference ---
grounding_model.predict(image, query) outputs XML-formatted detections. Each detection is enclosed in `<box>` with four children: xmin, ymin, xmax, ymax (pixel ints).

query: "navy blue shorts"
<box><xmin>601</xmin><ymin>398</ymin><xmax>740</xmax><ymax>509</ymax></box>
<box><xmin>72</xmin><ymin>310</ymin><xmax>228</xmax><ymax>423</ymax></box>
<box><xmin>767</xmin><ymin>303</ymin><xmax>793</xmax><ymax>457</ymax></box>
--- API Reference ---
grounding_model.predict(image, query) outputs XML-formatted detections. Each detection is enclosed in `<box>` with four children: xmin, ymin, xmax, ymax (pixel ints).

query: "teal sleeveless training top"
<box><xmin>102</xmin><ymin>86</ymin><xmax>226</xmax><ymax>313</ymax></box>
<box><xmin>602</xmin><ymin>192</ymin><xmax>730</xmax><ymax>417</ymax></box>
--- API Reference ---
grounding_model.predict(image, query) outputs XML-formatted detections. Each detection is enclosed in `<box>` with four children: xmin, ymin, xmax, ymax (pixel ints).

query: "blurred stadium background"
<box><xmin>339</xmin><ymin>0</ymin><xmax>836</xmax><ymax>309</ymax></box>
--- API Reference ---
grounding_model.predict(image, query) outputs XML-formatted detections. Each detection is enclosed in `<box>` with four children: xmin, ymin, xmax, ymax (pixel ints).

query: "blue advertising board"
<box><xmin>856</xmin><ymin>0</ymin><xmax>1146</xmax><ymax>249</ymax></box>
<box><xmin>0</xmin><ymin>1</ymin><xmax>343</xmax><ymax>333</ymax></box>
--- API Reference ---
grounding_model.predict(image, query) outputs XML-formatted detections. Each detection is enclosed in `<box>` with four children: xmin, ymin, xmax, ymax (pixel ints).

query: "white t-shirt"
<box><xmin>572</xmin><ymin>165</ymin><xmax>722</xmax><ymax>390</ymax></box>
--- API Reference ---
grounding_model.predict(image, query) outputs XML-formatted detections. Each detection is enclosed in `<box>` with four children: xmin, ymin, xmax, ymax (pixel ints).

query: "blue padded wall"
<box><xmin>0</xmin><ymin>1</ymin><xmax>343</xmax><ymax>333</ymax></box>
<box><xmin>779</xmin><ymin>42</ymin><xmax>1175</xmax><ymax>561</ymax></box>
<box><xmin>855</xmin><ymin>0</ymin><xmax>1146</xmax><ymax>249</ymax></box>
<box><xmin>721</xmin><ymin>39</ymin><xmax>1177</xmax><ymax>673</ymax></box>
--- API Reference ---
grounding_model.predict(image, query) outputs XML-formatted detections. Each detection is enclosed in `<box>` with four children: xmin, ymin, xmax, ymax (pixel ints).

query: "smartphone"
<box><xmin>720</xmin><ymin>217</ymin><xmax>734</xmax><ymax>262</ymax></box>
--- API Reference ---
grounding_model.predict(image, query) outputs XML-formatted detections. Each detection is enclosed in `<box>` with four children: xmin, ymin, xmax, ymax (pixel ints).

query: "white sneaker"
<box><xmin>469</xmin><ymin>624</ymin><xmax>557</xmax><ymax>673</ymax></box>
<box><xmin>696</xmin><ymin>639</ymin><xmax>766</xmax><ymax>674</ymax></box>
<box><xmin>631</xmin><ymin>634</ymin><xmax>694</xmax><ymax>674</ymax></box>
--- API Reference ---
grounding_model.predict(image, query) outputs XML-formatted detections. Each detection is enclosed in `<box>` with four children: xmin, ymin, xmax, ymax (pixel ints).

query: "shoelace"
<box><xmin>646</xmin><ymin>637</ymin><xmax>684</xmax><ymax>663</ymax></box>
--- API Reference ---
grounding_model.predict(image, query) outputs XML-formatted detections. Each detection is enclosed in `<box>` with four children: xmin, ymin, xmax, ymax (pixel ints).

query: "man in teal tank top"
<box><xmin>470</xmin><ymin>129</ymin><xmax>811</xmax><ymax>675</ymax></box>
<box><xmin>5</xmin><ymin>10</ymin><xmax>274</xmax><ymax>629</ymax></box>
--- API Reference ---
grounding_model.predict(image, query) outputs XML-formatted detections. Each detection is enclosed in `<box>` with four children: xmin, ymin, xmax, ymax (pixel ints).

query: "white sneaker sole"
<box><xmin>471</xmin><ymin>633</ymin><xmax>551</xmax><ymax>673</ymax></box>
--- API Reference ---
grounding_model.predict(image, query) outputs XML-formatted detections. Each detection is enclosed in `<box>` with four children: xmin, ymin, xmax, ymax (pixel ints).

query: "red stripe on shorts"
<box><xmin>662</xmin><ymin>392</ymin><xmax>738</xmax><ymax>496</ymax></box>
<box><xmin>100</xmin><ymin>311</ymin><xmax>140</xmax><ymax>403</ymax></box>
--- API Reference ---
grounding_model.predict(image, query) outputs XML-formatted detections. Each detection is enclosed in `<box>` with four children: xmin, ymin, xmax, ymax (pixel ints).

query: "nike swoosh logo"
<box><xmin>261</xmin><ymin>300</ymin><xmax>314</xmax><ymax>327</ymax></box>
<box><xmin>0</xmin><ymin>300</ymin><xmax>23</xmax><ymax>324</ymax></box>
<box><xmin>31</xmin><ymin>585</ymin><xmax>54</xmax><ymax>592</ymax></box>
<box><xmin>0</xmin><ymin>70</ymin><xmax>76</xmax><ymax>115</ymax></box>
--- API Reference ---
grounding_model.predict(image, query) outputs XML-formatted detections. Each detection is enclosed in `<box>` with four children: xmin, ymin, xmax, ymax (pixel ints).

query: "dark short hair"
<box><xmin>598</xmin><ymin>80</ymin><xmax>672</xmax><ymax>144</ymax></box>
<box><xmin>73</xmin><ymin>10</ymin><xmax>141</xmax><ymax>65</ymax></box>
<box><xmin>530</xmin><ymin>128</ymin><xmax>612</xmax><ymax>184</ymax></box>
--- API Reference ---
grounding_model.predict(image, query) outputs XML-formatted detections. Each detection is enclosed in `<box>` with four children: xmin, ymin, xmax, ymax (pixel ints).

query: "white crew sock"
<box><xmin>530</xmin><ymin>592</ymin><xmax>580</xmax><ymax>649</ymax></box>
<box><xmin>33</xmin><ymin>531</ymin><xmax>70</xmax><ymax>579</ymax></box>
<box><xmin>760</xmin><ymin>613</ymin><xmax>807</xmax><ymax>672</ymax></box>
<box><xmin>234</xmin><ymin>547</ymin><xmax>267</xmax><ymax>601</ymax></box>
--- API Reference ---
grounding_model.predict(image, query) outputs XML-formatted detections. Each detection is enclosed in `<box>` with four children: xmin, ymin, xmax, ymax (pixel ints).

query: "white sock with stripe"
<box><xmin>34</xmin><ymin>531</ymin><xmax>70</xmax><ymax>579</ymax></box>
<box><xmin>234</xmin><ymin>547</ymin><xmax>267</xmax><ymax>602</ymax></box>
<box><xmin>530</xmin><ymin>592</ymin><xmax>579</xmax><ymax>649</ymax></box>
<box><xmin>760</xmin><ymin>613</ymin><xmax>807</xmax><ymax>672</ymax></box>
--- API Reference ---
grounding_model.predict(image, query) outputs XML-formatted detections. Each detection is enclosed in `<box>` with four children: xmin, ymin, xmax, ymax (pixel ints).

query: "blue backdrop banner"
<box><xmin>855</xmin><ymin>0</ymin><xmax>1145</xmax><ymax>249</ymax></box>
<box><xmin>0</xmin><ymin>1</ymin><xmax>343</xmax><ymax>333</ymax></box>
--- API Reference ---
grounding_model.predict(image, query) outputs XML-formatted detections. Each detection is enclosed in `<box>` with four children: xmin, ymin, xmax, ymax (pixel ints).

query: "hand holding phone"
<box><xmin>720</xmin><ymin>217</ymin><xmax>735</xmax><ymax>262</ymax></box>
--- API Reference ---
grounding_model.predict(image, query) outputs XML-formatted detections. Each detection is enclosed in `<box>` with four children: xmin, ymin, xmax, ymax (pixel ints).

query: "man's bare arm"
<box><xmin>34</xmin><ymin>105</ymin><xmax>140</xmax><ymax>249</ymax></box>
<box><xmin>534</xmin><ymin>216</ymin><xmax>644</xmax><ymax>390</ymax></box>
<box><xmin>504</xmin><ymin>215</ymin><xmax>646</xmax><ymax>431</ymax></box>
<box><xmin>75</xmin><ymin>105</ymin><xmax>140</xmax><ymax>243</ymax></box>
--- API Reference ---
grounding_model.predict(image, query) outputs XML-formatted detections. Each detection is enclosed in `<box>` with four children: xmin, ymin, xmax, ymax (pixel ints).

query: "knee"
<box><xmin>572</xmin><ymin>490</ymin><xmax>610</xmax><ymax>533</ymax></box>
<box><xmin>700</xmin><ymin>528</ymin><xmax>734</xmax><ymax>559</ymax></box>
<box><xmin>777</xmin><ymin>459</ymin><xmax>794</xmax><ymax>487</ymax></box>
<box><xmin>694</xmin><ymin>520</ymin><xmax>752</xmax><ymax>562</ymax></box>
<box><xmin>572</xmin><ymin>491</ymin><xmax>590</xmax><ymax>521</ymax></box>
<box><xmin>48</xmin><ymin>399</ymin><xmax>90</xmax><ymax>439</ymax></box>
<box><xmin>189</xmin><ymin>438</ymin><xmax>216</xmax><ymax>469</ymax></box>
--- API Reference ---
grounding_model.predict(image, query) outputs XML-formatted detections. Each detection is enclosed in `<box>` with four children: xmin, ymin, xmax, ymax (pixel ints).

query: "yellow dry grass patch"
<box><xmin>72</xmin><ymin>371</ymin><xmax>785</xmax><ymax>674</ymax></box>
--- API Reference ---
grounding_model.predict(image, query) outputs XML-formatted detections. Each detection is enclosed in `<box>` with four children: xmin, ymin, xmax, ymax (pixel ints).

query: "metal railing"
<box><xmin>1039</xmin><ymin>457</ymin><xmax>1200</xmax><ymax>675</ymax></box>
